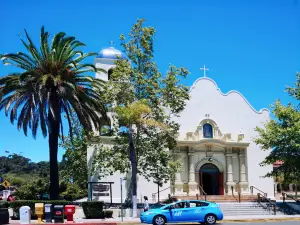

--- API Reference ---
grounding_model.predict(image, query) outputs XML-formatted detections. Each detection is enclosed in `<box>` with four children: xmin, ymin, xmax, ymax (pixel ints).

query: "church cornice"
<box><xmin>176</xmin><ymin>138</ymin><xmax>250</xmax><ymax>148</ymax></box>
<box><xmin>189</xmin><ymin>77</ymin><xmax>270</xmax><ymax>115</ymax></box>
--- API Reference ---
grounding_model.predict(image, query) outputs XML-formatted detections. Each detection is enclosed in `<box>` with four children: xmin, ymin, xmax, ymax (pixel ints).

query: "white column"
<box><xmin>238</xmin><ymin>151</ymin><xmax>249</xmax><ymax>194</ymax></box>
<box><xmin>174</xmin><ymin>154</ymin><xmax>184</xmax><ymax>196</ymax></box>
<box><xmin>188</xmin><ymin>153</ymin><xmax>198</xmax><ymax>195</ymax></box>
<box><xmin>226</xmin><ymin>154</ymin><xmax>235</xmax><ymax>194</ymax></box>
<box><xmin>226</xmin><ymin>154</ymin><xmax>234</xmax><ymax>183</ymax></box>
<box><xmin>175</xmin><ymin>170</ymin><xmax>181</xmax><ymax>182</ymax></box>
<box><xmin>188</xmin><ymin>154</ymin><xmax>195</xmax><ymax>182</ymax></box>
<box><xmin>239</xmin><ymin>153</ymin><xmax>247</xmax><ymax>182</ymax></box>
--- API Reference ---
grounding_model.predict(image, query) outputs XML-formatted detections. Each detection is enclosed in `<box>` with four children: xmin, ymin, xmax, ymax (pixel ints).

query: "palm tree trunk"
<box><xmin>48</xmin><ymin>96</ymin><xmax>60</xmax><ymax>200</ymax></box>
<box><xmin>128</xmin><ymin>128</ymin><xmax>137</xmax><ymax>217</ymax></box>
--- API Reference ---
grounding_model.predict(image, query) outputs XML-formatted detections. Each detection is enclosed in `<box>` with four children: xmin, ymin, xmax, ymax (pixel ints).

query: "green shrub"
<box><xmin>104</xmin><ymin>210</ymin><xmax>113</xmax><ymax>218</ymax></box>
<box><xmin>0</xmin><ymin>201</ymin><xmax>9</xmax><ymax>208</ymax></box>
<box><xmin>60</xmin><ymin>183</ymin><xmax>87</xmax><ymax>201</ymax></box>
<box><xmin>10</xmin><ymin>200</ymin><xmax>72</xmax><ymax>220</ymax></box>
<box><xmin>81</xmin><ymin>201</ymin><xmax>104</xmax><ymax>219</ymax></box>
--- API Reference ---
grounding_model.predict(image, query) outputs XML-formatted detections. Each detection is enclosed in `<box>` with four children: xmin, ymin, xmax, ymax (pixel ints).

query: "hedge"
<box><xmin>10</xmin><ymin>200</ymin><xmax>73</xmax><ymax>220</ymax></box>
<box><xmin>81</xmin><ymin>201</ymin><xmax>104</xmax><ymax>219</ymax></box>
<box><xmin>0</xmin><ymin>201</ymin><xmax>9</xmax><ymax>208</ymax></box>
<box><xmin>104</xmin><ymin>210</ymin><xmax>113</xmax><ymax>218</ymax></box>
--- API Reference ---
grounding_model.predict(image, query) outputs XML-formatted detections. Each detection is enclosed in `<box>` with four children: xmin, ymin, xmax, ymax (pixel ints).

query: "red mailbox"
<box><xmin>64</xmin><ymin>205</ymin><xmax>76</xmax><ymax>222</ymax></box>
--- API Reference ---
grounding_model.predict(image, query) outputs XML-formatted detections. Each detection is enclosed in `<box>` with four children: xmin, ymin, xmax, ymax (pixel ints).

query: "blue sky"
<box><xmin>0</xmin><ymin>0</ymin><xmax>299</xmax><ymax>162</ymax></box>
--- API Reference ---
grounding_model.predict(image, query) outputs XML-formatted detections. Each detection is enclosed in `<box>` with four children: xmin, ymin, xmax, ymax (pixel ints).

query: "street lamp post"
<box><xmin>120</xmin><ymin>177</ymin><xmax>126</xmax><ymax>221</ymax></box>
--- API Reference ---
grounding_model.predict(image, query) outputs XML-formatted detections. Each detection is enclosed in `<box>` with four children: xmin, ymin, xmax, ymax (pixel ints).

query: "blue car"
<box><xmin>140</xmin><ymin>200</ymin><xmax>223</xmax><ymax>225</ymax></box>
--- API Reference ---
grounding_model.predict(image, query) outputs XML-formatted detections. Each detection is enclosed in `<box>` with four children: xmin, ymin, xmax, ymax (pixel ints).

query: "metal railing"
<box><xmin>152</xmin><ymin>186</ymin><xmax>170</xmax><ymax>203</ymax></box>
<box><xmin>230</xmin><ymin>186</ymin><xmax>239</xmax><ymax>203</ymax></box>
<box><xmin>199</xmin><ymin>185</ymin><xmax>207</xmax><ymax>201</ymax></box>
<box><xmin>250</xmin><ymin>185</ymin><xmax>268</xmax><ymax>197</ymax></box>
<box><xmin>257</xmin><ymin>193</ymin><xmax>277</xmax><ymax>215</ymax></box>
<box><xmin>251</xmin><ymin>185</ymin><xmax>276</xmax><ymax>214</ymax></box>
<box><xmin>282</xmin><ymin>192</ymin><xmax>300</xmax><ymax>203</ymax></box>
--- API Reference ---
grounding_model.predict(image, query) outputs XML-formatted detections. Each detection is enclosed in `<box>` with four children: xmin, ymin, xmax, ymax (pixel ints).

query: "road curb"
<box><xmin>114</xmin><ymin>218</ymin><xmax>300</xmax><ymax>224</ymax></box>
<box><xmin>8</xmin><ymin>218</ymin><xmax>300</xmax><ymax>224</ymax></box>
<box><xmin>220</xmin><ymin>218</ymin><xmax>300</xmax><ymax>223</ymax></box>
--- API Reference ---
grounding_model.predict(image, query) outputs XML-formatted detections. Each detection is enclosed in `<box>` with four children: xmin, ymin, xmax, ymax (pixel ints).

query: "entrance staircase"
<box><xmin>219</xmin><ymin>202</ymin><xmax>284</xmax><ymax>216</ymax></box>
<box><xmin>171</xmin><ymin>195</ymin><xmax>285</xmax><ymax>216</ymax></box>
<box><xmin>173</xmin><ymin>195</ymin><xmax>258</xmax><ymax>202</ymax></box>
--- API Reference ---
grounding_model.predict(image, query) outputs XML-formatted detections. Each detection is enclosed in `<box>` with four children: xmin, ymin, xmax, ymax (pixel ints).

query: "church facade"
<box><xmin>87</xmin><ymin>46</ymin><xmax>274</xmax><ymax>203</ymax></box>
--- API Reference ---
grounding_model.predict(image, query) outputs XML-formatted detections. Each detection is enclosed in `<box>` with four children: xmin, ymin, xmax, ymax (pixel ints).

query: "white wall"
<box><xmin>173</xmin><ymin>77</ymin><xmax>274</xmax><ymax>197</ymax></box>
<box><xmin>95</xmin><ymin>58</ymin><xmax>116</xmax><ymax>81</ymax></box>
<box><xmin>87</xmin><ymin>143</ymin><xmax>170</xmax><ymax>203</ymax></box>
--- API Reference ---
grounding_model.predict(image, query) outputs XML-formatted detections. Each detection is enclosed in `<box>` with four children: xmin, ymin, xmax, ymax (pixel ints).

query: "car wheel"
<box><xmin>205</xmin><ymin>214</ymin><xmax>216</xmax><ymax>224</ymax></box>
<box><xmin>153</xmin><ymin>215</ymin><xmax>166</xmax><ymax>225</ymax></box>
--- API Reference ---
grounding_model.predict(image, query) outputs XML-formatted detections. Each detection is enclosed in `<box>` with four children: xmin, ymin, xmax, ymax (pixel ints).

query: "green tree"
<box><xmin>254</xmin><ymin>72</ymin><xmax>300</xmax><ymax>183</ymax></box>
<box><xmin>92</xmin><ymin>19</ymin><xmax>189</xmax><ymax>216</ymax></box>
<box><xmin>0</xmin><ymin>27</ymin><xmax>108</xmax><ymax>199</ymax></box>
<box><xmin>15</xmin><ymin>178</ymin><xmax>49</xmax><ymax>200</ymax></box>
<box><xmin>59</xmin><ymin>110</ymin><xmax>88</xmax><ymax>189</ymax></box>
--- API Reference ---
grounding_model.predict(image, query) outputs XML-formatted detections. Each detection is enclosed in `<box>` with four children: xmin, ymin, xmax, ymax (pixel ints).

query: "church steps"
<box><xmin>172</xmin><ymin>195</ymin><xmax>258</xmax><ymax>202</ymax></box>
<box><xmin>218</xmin><ymin>202</ymin><xmax>284</xmax><ymax>216</ymax></box>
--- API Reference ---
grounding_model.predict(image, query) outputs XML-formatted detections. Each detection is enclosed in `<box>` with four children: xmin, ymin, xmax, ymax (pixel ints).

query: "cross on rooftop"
<box><xmin>109</xmin><ymin>41</ymin><xmax>114</xmax><ymax>46</ymax></box>
<box><xmin>200</xmin><ymin>65</ymin><xmax>209</xmax><ymax>77</ymax></box>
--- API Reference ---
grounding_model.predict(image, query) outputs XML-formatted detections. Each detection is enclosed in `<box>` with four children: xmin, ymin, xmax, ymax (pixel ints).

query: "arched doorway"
<box><xmin>199</xmin><ymin>163</ymin><xmax>224</xmax><ymax>195</ymax></box>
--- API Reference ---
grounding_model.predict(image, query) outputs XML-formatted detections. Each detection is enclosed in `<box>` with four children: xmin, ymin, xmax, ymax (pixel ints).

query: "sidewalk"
<box><xmin>8</xmin><ymin>215</ymin><xmax>300</xmax><ymax>224</ymax></box>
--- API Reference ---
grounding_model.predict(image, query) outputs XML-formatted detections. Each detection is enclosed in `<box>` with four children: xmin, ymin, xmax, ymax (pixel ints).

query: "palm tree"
<box><xmin>0</xmin><ymin>27</ymin><xmax>108</xmax><ymax>199</ymax></box>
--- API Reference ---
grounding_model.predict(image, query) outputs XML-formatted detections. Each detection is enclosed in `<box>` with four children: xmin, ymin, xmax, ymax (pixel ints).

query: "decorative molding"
<box><xmin>195</xmin><ymin>157</ymin><xmax>224</xmax><ymax>173</ymax></box>
<box><xmin>189</xmin><ymin>77</ymin><xmax>270</xmax><ymax>115</ymax></box>
<box><xmin>177</xmin><ymin>139</ymin><xmax>250</xmax><ymax>148</ymax></box>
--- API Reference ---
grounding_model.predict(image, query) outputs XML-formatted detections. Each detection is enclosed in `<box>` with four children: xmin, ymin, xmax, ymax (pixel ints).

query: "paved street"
<box><xmin>219</xmin><ymin>222</ymin><xmax>300</xmax><ymax>225</ymax></box>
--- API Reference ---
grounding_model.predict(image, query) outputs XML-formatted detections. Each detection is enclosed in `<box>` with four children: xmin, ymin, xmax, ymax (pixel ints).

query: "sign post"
<box><xmin>120</xmin><ymin>178</ymin><xmax>123</xmax><ymax>222</ymax></box>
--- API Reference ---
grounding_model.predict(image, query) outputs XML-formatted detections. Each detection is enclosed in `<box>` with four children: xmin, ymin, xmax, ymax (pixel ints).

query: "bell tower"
<box><xmin>94</xmin><ymin>42</ymin><xmax>127</xmax><ymax>81</ymax></box>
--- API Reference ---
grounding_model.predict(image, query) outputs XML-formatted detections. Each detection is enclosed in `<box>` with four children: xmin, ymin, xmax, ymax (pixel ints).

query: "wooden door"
<box><xmin>199</xmin><ymin>172</ymin><xmax>203</xmax><ymax>194</ymax></box>
<box><xmin>218</xmin><ymin>172</ymin><xmax>224</xmax><ymax>195</ymax></box>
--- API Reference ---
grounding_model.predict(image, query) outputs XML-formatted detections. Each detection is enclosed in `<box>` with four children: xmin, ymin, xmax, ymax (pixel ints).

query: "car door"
<box><xmin>169</xmin><ymin>202</ymin><xmax>190</xmax><ymax>222</ymax></box>
<box><xmin>188</xmin><ymin>201</ymin><xmax>210</xmax><ymax>221</ymax></box>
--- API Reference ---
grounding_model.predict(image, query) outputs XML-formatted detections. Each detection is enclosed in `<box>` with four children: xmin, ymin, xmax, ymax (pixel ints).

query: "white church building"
<box><xmin>87</xmin><ymin>46</ymin><xmax>274</xmax><ymax>203</ymax></box>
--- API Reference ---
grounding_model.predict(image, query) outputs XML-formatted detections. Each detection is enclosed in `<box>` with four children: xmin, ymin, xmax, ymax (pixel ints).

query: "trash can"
<box><xmin>0</xmin><ymin>208</ymin><xmax>9</xmax><ymax>224</ymax></box>
<box><xmin>44</xmin><ymin>204</ymin><xmax>52</xmax><ymax>223</ymax></box>
<box><xmin>64</xmin><ymin>205</ymin><xmax>76</xmax><ymax>222</ymax></box>
<box><xmin>53</xmin><ymin>205</ymin><xmax>64</xmax><ymax>223</ymax></box>
<box><xmin>19</xmin><ymin>206</ymin><xmax>31</xmax><ymax>224</ymax></box>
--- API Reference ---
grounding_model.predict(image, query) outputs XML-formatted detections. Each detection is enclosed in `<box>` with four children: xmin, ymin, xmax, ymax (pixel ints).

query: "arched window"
<box><xmin>108</xmin><ymin>68</ymin><xmax>114</xmax><ymax>80</ymax></box>
<box><xmin>203</xmin><ymin>123</ymin><xmax>213</xmax><ymax>138</ymax></box>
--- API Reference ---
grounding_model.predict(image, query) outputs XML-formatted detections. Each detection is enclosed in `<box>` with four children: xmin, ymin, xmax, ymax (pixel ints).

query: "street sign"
<box><xmin>1</xmin><ymin>180</ymin><xmax>10</xmax><ymax>189</ymax></box>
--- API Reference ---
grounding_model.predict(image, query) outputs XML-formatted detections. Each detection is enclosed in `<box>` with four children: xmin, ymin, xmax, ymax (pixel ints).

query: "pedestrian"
<box><xmin>7</xmin><ymin>194</ymin><xmax>14</xmax><ymax>202</ymax></box>
<box><xmin>143</xmin><ymin>196</ymin><xmax>149</xmax><ymax>212</ymax></box>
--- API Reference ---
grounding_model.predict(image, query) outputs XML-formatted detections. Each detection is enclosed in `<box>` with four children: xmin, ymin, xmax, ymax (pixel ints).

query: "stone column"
<box><xmin>188</xmin><ymin>153</ymin><xmax>198</xmax><ymax>195</ymax></box>
<box><xmin>239</xmin><ymin>153</ymin><xmax>247</xmax><ymax>182</ymax></box>
<box><xmin>174</xmin><ymin>154</ymin><xmax>184</xmax><ymax>196</ymax></box>
<box><xmin>238</xmin><ymin>151</ymin><xmax>248</xmax><ymax>193</ymax></box>
<box><xmin>226</xmin><ymin>153</ymin><xmax>235</xmax><ymax>195</ymax></box>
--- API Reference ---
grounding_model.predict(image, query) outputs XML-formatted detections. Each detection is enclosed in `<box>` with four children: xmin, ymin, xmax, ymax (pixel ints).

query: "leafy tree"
<box><xmin>60</xmin><ymin>183</ymin><xmax>87</xmax><ymax>201</ymax></box>
<box><xmin>0</xmin><ymin>27</ymin><xmax>108</xmax><ymax>199</ymax></box>
<box><xmin>59</xmin><ymin>110</ymin><xmax>88</xmax><ymax>189</ymax></box>
<box><xmin>92</xmin><ymin>19</ymin><xmax>189</xmax><ymax>216</ymax></box>
<box><xmin>15</xmin><ymin>178</ymin><xmax>49</xmax><ymax>200</ymax></box>
<box><xmin>0</xmin><ymin>154</ymin><xmax>34</xmax><ymax>174</ymax></box>
<box><xmin>254</xmin><ymin>72</ymin><xmax>300</xmax><ymax>183</ymax></box>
